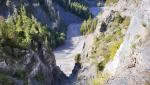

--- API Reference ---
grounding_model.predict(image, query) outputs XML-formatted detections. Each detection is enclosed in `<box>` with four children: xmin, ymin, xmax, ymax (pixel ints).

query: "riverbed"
<box><xmin>54</xmin><ymin>6</ymin><xmax>101</xmax><ymax>76</ymax></box>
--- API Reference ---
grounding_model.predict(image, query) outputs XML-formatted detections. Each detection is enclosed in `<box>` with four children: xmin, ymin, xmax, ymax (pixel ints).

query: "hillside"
<box><xmin>75</xmin><ymin>0</ymin><xmax>150</xmax><ymax>85</ymax></box>
<box><xmin>0</xmin><ymin>0</ymin><xmax>150</xmax><ymax>85</ymax></box>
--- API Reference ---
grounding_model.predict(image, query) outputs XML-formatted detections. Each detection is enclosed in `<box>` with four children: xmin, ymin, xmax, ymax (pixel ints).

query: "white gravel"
<box><xmin>54</xmin><ymin>23</ymin><xmax>85</xmax><ymax>76</ymax></box>
<box><xmin>53</xmin><ymin>6</ymin><xmax>101</xmax><ymax>76</ymax></box>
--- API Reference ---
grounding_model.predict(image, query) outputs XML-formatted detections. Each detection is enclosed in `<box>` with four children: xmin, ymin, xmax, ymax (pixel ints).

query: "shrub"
<box><xmin>13</xmin><ymin>70</ymin><xmax>27</xmax><ymax>80</ymax></box>
<box><xmin>114</xmin><ymin>27</ymin><xmax>122</xmax><ymax>36</ymax></box>
<box><xmin>80</xmin><ymin>17</ymin><xmax>98</xmax><ymax>35</ymax></box>
<box><xmin>97</xmin><ymin>61</ymin><xmax>105</xmax><ymax>71</ymax></box>
<box><xmin>142</xmin><ymin>22</ymin><xmax>147</xmax><ymax>27</ymax></box>
<box><xmin>91</xmin><ymin>13</ymin><xmax>130</xmax><ymax>77</ymax></box>
<box><xmin>113</xmin><ymin>13</ymin><xmax>130</xmax><ymax>29</ymax></box>
<box><xmin>131</xmin><ymin>44</ymin><xmax>136</xmax><ymax>49</ymax></box>
<box><xmin>0</xmin><ymin>73</ymin><xmax>14</xmax><ymax>85</ymax></box>
<box><xmin>92</xmin><ymin>72</ymin><xmax>110</xmax><ymax>85</ymax></box>
<box><xmin>97</xmin><ymin>46</ymin><xmax>110</xmax><ymax>60</ymax></box>
<box><xmin>93</xmin><ymin>34</ymin><xmax>123</xmax><ymax>64</ymax></box>
<box><xmin>35</xmin><ymin>73</ymin><xmax>44</xmax><ymax>82</ymax></box>
<box><xmin>123</xmin><ymin>17</ymin><xmax>130</xmax><ymax>27</ymax></box>
<box><xmin>105</xmin><ymin>0</ymin><xmax>119</xmax><ymax>6</ymax></box>
<box><xmin>135</xmin><ymin>34</ymin><xmax>140</xmax><ymax>39</ymax></box>
<box><xmin>75</xmin><ymin>53</ymin><xmax>81</xmax><ymax>63</ymax></box>
<box><xmin>113</xmin><ymin>13</ymin><xmax>124</xmax><ymax>25</ymax></box>
<box><xmin>108</xmin><ymin>39</ymin><xmax>123</xmax><ymax>60</ymax></box>
<box><xmin>105</xmin><ymin>35</ymin><xmax>116</xmax><ymax>43</ymax></box>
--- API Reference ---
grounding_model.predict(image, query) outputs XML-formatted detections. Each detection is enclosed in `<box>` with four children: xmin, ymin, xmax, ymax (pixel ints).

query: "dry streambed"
<box><xmin>54</xmin><ymin>6</ymin><xmax>101</xmax><ymax>76</ymax></box>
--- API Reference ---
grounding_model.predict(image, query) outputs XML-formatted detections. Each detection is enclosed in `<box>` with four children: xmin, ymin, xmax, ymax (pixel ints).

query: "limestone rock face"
<box><xmin>76</xmin><ymin>0</ymin><xmax>150</xmax><ymax>85</ymax></box>
<box><xmin>104</xmin><ymin>0</ymin><xmax>150</xmax><ymax>84</ymax></box>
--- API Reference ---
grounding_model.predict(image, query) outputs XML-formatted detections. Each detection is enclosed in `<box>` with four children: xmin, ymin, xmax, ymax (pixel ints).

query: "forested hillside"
<box><xmin>0</xmin><ymin>0</ymin><xmax>68</xmax><ymax>85</ymax></box>
<box><xmin>53</xmin><ymin>0</ymin><xmax>92</xmax><ymax>19</ymax></box>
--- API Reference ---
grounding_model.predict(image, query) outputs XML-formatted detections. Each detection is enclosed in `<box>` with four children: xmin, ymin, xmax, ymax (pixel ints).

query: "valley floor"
<box><xmin>54</xmin><ymin>23</ymin><xmax>85</xmax><ymax>76</ymax></box>
<box><xmin>54</xmin><ymin>6</ymin><xmax>101</xmax><ymax>76</ymax></box>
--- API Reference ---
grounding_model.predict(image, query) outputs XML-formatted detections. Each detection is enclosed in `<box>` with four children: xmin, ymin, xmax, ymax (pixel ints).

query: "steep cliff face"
<box><xmin>76</xmin><ymin>0</ymin><xmax>150</xmax><ymax>85</ymax></box>
<box><xmin>105</xmin><ymin>0</ymin><xmax>150</xmax><ymax>84</ymax></box>
<box><xmin>0</xmin><ymin>39</ymin><xmax>68</xmax><ymax>85</ymax></box>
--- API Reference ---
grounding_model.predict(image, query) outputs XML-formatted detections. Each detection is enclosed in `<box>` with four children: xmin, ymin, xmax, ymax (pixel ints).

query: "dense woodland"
<box><xmin>0</xmin><ymin>6</ymin><xmax>66</xmax><ymax>60</ymax></box>
<box><xmin>53</xmin><ymin>0</ymin><xmax>92</xmax><ymax>19</ymax></box>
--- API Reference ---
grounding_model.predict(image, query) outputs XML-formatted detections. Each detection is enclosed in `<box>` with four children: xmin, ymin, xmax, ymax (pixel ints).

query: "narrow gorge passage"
<box><xmin>53</xmin><ymin>7</ymin><xmax>101</xmax><ymax>76</ymax></box>
<box><xmin>0</xmin><ymin>0</ymin><xmax>149</xmax><ymax>85</ymax></box>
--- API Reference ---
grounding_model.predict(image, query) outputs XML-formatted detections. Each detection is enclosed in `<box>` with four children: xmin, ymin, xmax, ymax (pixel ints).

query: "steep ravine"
<box><xmin>53</xmin><ymin>7</ymin><xmax>101</xmax><ymax>77</ymax></box>
<box><xmin>0</xmin><ymin>0</ymin><xmax>101</xmax><ymax>85</ymax></box>
<box><xmin>54</xmin><ymin>23</ymin><xmax>84</xmax><ymax>76</ymax></box>
<box><xmin>0</xmin><ymin>0</ymin><xmax>149</xmax><ymax>85</ymax></box>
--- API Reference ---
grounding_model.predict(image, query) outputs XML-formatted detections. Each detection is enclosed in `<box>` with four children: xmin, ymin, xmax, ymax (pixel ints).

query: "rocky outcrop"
<box><xmin>0</xmin><ymin>38</ymin><xmax>69</xmax><ymax>85</ymax></box>
<box><xmin>76</xmin><ymin>0</ymin><xmax>150</xmax><ymax>85</ymax></box>
<box><xmin>105</xmin><ymin>0</ymin><xmax>150</xmax><ymax>84</ymax></box>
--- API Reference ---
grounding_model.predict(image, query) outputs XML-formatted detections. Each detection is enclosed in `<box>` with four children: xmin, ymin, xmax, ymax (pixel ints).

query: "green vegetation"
<box><xmin>123</xmin><ymin>17</ymin><xmax>131</xmax><ymax>28</ymax></box>
<box><xmin>105</xmin><ymin>0</ymin><xmax>119</xmax><ymax>6</ymax></box>
<box><xmin>91</xmin><ymin>13</ymin><xmax>130</xmax><ymax>73</ymax></box>
<box><xmin>12</xmin><ymin>70</ymin><xmax>27</xmax><ymax>80</ymax></box>
<box><xmin>92</xmin><ymin>72</ymin><xmax>110</xmax><ymax>85</ymax></box>
<box><xmin>90</xmin><ymin>13</ymin><xmax>131</xmax><ymax>85</ymax></box>
<box><xmin>93</xmin><ymin>36</ymin><xmax>123</xmax><ymax>65</ymax></box>
<box><xmin>105</xmin><ymin>35</ymin><xmax>116</xmax><ymax>43</ymax></box>
<box><xmin>113</xmin><ymin>13</ymin><xmax>124</xmax><ymax>25</ymax></box>
<box><xmin>131</xmin><ymin>44</ymin><xmax>136</xmax><ymax>49</ymax></box>
<box><xmin>35</xmin><ymin>73</ymin><xmax>44</xmax><ymax>82</ymax></box>
<box><xmin>97</xmin><ymin>61</ymin><xmax>105</xmax><ymax>71</ymax></box>
<box><xmin>135</xmin><ymin>34</ymin><xmax>141</xmax><ymax>39</ymax></box>
<box><xmin>0</xmin><ymin>6</ymin><xmax>66</xmax><ymax>61</ymax></box>
<box><xmin>0</xmin><ymin>73</ymin><xmax>14</xmax><ymax>85</ymax></box>
<box><xmin>53</xmin><ymin>0</ymin><xmax>92</xmax><ymax>19</ymax></box>
<box><xmin>142</xmin><ymin>22</ymin><xmax>147</xmax><ymax>27</ymax></box>
<box><xmin>75</xmin><ymin>53</ymin><xmax>81</xmax><ymax>63</ymax></box>
<box><xmin>80</xmin><ymin>17</ymin><xmax>98</xmax><ymax>35</ymax></box>
<box><xmin>48</xmin><ymin>29</ymin><xmax>66</xmax><ymax>48</ymax></box>
<box><xmin>0</xmin><ymin>69</ymin><xmax>28</xmax><ymax>84</ymax></box>
<box><xmin>113</xmin><ymin>12</ymin><xmax>131</xmax><ymax>29</ymax></box>
<box><xmin>108</xmin><ymin>39</ymin><xmax>123</xmax><ymax>60</ymax></box>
